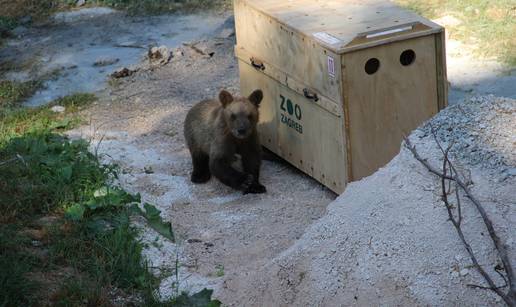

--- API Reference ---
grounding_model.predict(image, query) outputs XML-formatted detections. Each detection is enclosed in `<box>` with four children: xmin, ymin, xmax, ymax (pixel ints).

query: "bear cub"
<box><xmin>184</xmin><ymin>89</ymin><xmax>266</xmax><ymax>194</ymax></box>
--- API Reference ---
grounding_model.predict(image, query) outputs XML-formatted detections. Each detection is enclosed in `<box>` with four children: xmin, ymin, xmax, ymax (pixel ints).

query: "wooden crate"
<box><xmin>235</xmin><ymin>0</ymin><xmax>448</xmax><ymax>193</ymax></box>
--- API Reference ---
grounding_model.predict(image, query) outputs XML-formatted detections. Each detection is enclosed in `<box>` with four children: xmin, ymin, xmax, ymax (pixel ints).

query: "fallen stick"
<box><xmin>404</xmin><ymin>135</ymin><xmax>515</xmax><ymax>306</ymax></box>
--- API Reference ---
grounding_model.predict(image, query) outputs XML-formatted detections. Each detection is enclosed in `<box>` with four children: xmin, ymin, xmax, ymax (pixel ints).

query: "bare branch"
<box><xmin>404</xmin><ymin>136</ymin><xmax>516</xmax><ymax>306</ymax></box>
<box><xmin>429</xmin><ymin>129</ymin><xmax>516</xmax><ymax>302</ymax></box>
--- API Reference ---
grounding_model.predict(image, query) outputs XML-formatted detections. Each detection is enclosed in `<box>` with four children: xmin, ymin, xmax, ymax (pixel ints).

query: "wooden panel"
<box><xmin>235</xmin><ymin>46</ymin><xmax>342</xmax><ymax>117</ymax></box>
<box><xmin>238</xmin><ymin>0</ymin><xmax>443</xmax><ymax>53</ymax></box>
<box><xmin>435</xmin><ymin>31</ymin><xmax>449</xmax><ymax>110</ymax></box>
<box><xmin>343</xmin><ymin>35</ymin><xmax>439</xmax><ymax>180</ymax></box>
<box><xmin>238</xmin><ymin>60</ymin><xmax>348</xmax><ymax>194</ymax></box>
<box><xmin>234</xmin><ymin>0</ymin><xmax>343</xmax><ymax>102</ymax></box>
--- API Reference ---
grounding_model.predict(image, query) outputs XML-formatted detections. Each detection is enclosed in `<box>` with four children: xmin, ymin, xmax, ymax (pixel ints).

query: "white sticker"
<box><xmin>366</xmin><ymin>25</ymin><xmax>413</xmax><ymax>39</ymax></box>
<box><xmin>313</xmin><ymin>32</ymin><xmax>341</xmax><ymax>46</ymax></box>
<box><xmin>327</xmin><ymin>56</ymin><xmax>335</xmax><ymax>78</ymax></box>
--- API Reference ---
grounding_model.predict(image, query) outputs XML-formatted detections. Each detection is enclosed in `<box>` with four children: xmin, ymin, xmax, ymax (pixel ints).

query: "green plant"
<box><xmin>0</xmin><ymin>225</ymin><xmax>39</xmax><ymax>306</ymax></box>
<box><xmin>0</xmin><ymin>92</ymin><xmax>95</xmax><ymax>147</ymax></box>
<box><xmin>215</xmin><ymin>264</ymin><xmax>224</xmax><ymax>277</ymax></box>
<box><xmin>0</xmin><ymin>80</ymin><xmax>42</xmax><ymax>108</ymax></box>
<box><xmin>396</xmin><ymin>0</ymin><xmax>516</xmax><ymax>65</ymax></box>
<box><xmin>0</xmin><ymin>94</ymin><xmax>219</xmax><ymax>306</ymax></box>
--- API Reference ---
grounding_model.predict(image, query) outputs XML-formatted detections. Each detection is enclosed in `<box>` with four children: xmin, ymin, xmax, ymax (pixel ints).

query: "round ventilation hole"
<box><xmin>365</xmin><ymin>58</ymin><xmax>380</xmax><ymax>75</ymax></box>
<box><xmin>400</xmin><ymin>49</ymin><xmax>416</xmax><ymax>66</ymax></box>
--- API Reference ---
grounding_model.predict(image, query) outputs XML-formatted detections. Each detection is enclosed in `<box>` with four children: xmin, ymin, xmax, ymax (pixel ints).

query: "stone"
<box><xmin>51</xmin><ymin>105</ymin><xmax>66</xmax><ymax>113</ymax></box>
<box><xmin>148</xmin><ymin>45</ymin><xmax>172</xmax><ymax>65</ymax></box>
<box><xmin>111</xmin><ymin>67</ymin><xmax>136</xmax><ymax>79</ymax></box>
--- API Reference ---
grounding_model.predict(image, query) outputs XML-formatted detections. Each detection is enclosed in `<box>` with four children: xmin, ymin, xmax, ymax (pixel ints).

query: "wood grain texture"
<box><xmin>237</xmin><ymin>0</ymin><xmax>443</xmax><ymax>53</ymax></box>
<box><xmin>239</xmin><ymin>61</ymin><xmax>348</xmax><ymax>193</ymax></box>
<box><xmin>343</xmin><ymin>35</ymin><xmax>439</xmax><ymax>180</ymax></box>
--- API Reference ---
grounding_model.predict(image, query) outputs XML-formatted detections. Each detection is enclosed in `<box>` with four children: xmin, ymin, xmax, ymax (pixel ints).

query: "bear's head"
<box><xmin>219</xmin><ymin>89</ymin><xmax>263</xmax><ymax>139</ymax></box>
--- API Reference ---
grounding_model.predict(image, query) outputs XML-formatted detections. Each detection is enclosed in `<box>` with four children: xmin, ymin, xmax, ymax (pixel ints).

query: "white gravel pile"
<box><xmin>419</xmin><ymin>95</ymin><xmax>516</xmax><ymax>178</ymax></box>
<box><xmin>229</xmin><ymin>96</ymin><xmax>515</xmax><ymax>306</ymax></box>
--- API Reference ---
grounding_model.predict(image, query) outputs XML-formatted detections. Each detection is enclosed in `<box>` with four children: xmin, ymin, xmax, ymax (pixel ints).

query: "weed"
<box><xmin>0</xmin><ymin>92</ymin><xmax>96</xmax><ymax>147</ymax></box>
<box><xmin>0</xmin><ymin>225</ymin><xmax>40</xmax><ymax>306</ymax></box>
<box><xmin>51</xmin><ymin>276</ymin><xmax>111</xmax><ymax>307</ymax></box>
<box><xmin>215</xmin><ymin>264</ymin><xmax>224</xmax><ymax>277</ymax></box>
<box><xmin>0</xmin><ymin>16</ymin><xmax>18</xmax><ymax>39</ymax></box>
<box><xmin>0</xmin><ymin>80</ymin><xmax>42</xmax><ymax>108</ymax></box>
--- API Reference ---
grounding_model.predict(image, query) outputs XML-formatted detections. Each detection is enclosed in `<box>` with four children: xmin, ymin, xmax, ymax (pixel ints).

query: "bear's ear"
<box><xmin>248</xmin><ymin>89</ymin><xmax>263</xmax><ymax>107</ymax></box>
<box><xmin>219</xmin><ymin>90</ymin><xmax>234</xmax><ymax>107</ymax></box>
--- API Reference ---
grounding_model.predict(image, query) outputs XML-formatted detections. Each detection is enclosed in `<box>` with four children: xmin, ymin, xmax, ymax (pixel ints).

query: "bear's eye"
<box><xmin>230</xmin><ymin>114</ymin><xmax>236</xmax><ymax>120</ymax></box>
<box><xmin>247</xmin><ymin>114</ymin><xmax>253</xmax><ymax>120</ymax></box>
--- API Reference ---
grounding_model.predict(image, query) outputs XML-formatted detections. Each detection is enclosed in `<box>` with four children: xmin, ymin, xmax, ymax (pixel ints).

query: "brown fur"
<box><xmin>184</xmin><ymin>89</ymin><xmax>266</xmax><ymax>194</ymax></box>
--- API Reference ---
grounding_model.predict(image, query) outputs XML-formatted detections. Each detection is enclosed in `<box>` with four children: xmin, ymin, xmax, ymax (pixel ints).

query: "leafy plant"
<box><xmin>131</xmin><ymin>203</ymin><xmax>175</xmax><ymax>242</ymax></box>
<box><xmin>170</xmin><ymin>289</ymin><xmax>222</xmax><ymax>307</ymax></box>
<box><xmin>0</xmin><ymin>94</ymin><xmax>217</xmax><ymax>305</ymax></box>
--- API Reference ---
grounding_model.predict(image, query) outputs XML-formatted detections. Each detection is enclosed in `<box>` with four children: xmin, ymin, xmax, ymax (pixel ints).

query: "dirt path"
<box><xmin>67</xmin><ymin>24</ymin><xmax>336</xmax><ymax>300</ymax></box>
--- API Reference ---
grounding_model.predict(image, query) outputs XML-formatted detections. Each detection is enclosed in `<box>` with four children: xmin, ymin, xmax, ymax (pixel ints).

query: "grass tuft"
<box><xmin>0</xmin><ymin>80</ymin><xmax>42</xmax><ymax>108</ymax></box>
<box><xmin>396</xmin><ymin>0</ymin><xmax>516</xmax><ymax>65</ymax></box>
<box><xmin>0</xmin><ymin>225</ymin><xmax>40</xmax><ymax>306</ymax></box>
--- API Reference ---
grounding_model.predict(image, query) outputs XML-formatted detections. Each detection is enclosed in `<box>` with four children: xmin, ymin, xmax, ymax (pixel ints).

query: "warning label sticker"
<box><xmin>313</xmin><ymin>32</ymin><xmax>341</xmax><ymax>46</ymax></box>
<box><xmin>327</xmin><ymin>56</ymin><xmax>335</xmax><ymax>78</ymax></box>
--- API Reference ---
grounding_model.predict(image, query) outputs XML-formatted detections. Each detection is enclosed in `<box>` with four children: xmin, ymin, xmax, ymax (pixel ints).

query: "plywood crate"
<box><xmin>235</xmin><ymin>0</ymin><xmax>448</xmax><ymax>194</ymax></box>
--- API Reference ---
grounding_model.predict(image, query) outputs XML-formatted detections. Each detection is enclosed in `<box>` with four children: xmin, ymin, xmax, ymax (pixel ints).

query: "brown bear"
<box><xmin>184</xmin><ymin>89</ymin><xmax>266</xmax><ymax>194</ymax></box>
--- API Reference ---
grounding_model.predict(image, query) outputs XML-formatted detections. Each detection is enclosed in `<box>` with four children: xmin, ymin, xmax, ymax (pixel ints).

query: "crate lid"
<box><xmin>241</xmin><ymin>0</ymin><xmax>443</xmax><ymax>53</ymax></box>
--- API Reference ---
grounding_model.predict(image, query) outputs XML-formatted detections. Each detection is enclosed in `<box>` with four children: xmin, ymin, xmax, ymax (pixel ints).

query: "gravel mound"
<box><xmin>228</xmin><ymin>96</ymin><xmax>515</xmax><ymax>306</ymax></box>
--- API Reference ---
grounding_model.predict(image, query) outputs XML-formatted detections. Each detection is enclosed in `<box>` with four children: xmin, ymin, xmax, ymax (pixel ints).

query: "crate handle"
<box><xmin>303</xmin><ymin>88</ymin><xmax>319</xmax><ymax>102</ymax></box>
<box><xmin>357</xmin><ymin>22</ymin><xmax>422</xmax><ymax>40</ymax></box>
<box><xmin>250</xmin><ymin>57</ymin><xmax>265</xmax><ymax>70</ymax></box>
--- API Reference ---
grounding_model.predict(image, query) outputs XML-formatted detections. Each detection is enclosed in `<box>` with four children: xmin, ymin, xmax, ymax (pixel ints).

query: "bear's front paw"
<box><xmin>243</xmin><ymin>182</ymin><xmax>267</xmax><ymax>194</ymax></box>
<box><xmin>191</xmin><ymin>171</ymin><xmax>211</xmax><ymax>183</ymax></box>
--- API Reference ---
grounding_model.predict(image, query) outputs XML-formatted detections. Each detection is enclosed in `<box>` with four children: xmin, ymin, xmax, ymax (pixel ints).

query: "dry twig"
<box><xmin>404</xmin><ymin>133</ymin><xmax>515</xmax><ymax>306</ymax></box>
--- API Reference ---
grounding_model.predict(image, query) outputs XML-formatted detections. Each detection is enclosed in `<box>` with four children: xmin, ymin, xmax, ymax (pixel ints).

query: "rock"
<box><xmin>111</xmin><ymin>67</ymin><xmax>136</xmax><ymax>79</ymax></box>
<box><xmin>460</xmin><ymin>269</ymin><xmax>469</xmax><ymax>276</ymax></box>
<box><xmin>148</xmin><ymin>45</ymin><xmax>172</xmax><ymax>65</ymax></box>
<box><xmin>93</xmin><ymin>57</ymin><xmax>119</xmax><ymax>67</ymax></box>
<box><xmin>76</xmin><ymin>0</ymin><xmax>86</xmax><ymax>6</ymax></box>
<box><xmin>50</xmin><ymin>105</ymin><xmax>66</xmax><ymax>113</ymax></box>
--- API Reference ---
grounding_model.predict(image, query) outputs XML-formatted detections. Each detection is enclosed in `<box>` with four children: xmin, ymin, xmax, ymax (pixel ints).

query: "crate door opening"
<box><xmin>343</xmin><ymin>35</ymin><xmax>439</xmax><ymax>180</ymax></box>
<box><xmin>238</xmin><ymin>61</ymin><xmax>348</xmax><ymax>193</ymax></box>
